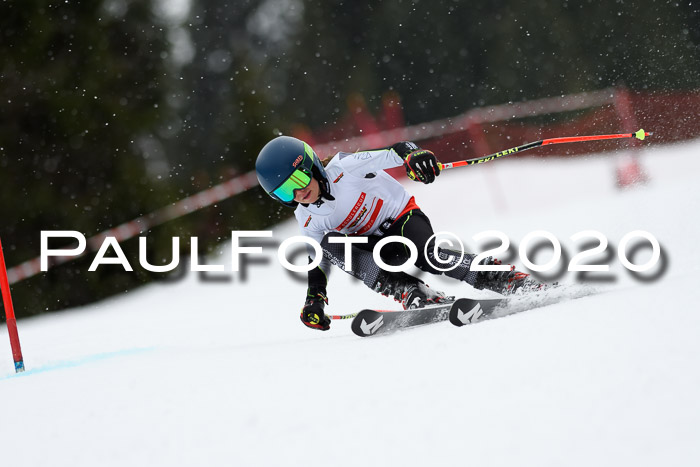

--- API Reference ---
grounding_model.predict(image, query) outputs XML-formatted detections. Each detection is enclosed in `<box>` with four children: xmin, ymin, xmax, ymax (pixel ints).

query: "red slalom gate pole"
<box><xmin>0</xmin><ymin>238</ymin><xmax>25</xmax><ymax>373</ymax></box>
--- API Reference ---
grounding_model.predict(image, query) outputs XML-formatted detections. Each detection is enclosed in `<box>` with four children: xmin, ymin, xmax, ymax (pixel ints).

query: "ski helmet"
<box><xmin>255</xmin><ymin>136</ymin><xmax>329</xmax><ymax>207</ymax></box>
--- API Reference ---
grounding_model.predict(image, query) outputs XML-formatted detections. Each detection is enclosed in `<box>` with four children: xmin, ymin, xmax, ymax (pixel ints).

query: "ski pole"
<box><xmin>329</xmin><ymin>312</ymin><xmax>359</xmax><ymax>320</ymax></box>
<box><xmin>438</xmin><ymin>128</ymin><xmax>650</xmax><ymax>170</ymax></box>
<box><xmin>329</xmin><ymin>308</ymin><xmax>402</xmax><ymax>320</ymax></box>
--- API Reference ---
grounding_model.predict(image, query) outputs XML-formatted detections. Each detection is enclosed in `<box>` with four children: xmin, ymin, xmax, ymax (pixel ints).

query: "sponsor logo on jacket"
<box><xmin>347</xmin><ymin>207</ymin><xmax>368</xmax><ymax>229</ymax></box>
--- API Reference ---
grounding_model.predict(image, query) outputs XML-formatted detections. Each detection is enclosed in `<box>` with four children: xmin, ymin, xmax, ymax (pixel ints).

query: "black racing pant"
<box><xmin>316</xmin><ymin>209</ymin><xmax>479</xmax><ymax>290</ymax></box>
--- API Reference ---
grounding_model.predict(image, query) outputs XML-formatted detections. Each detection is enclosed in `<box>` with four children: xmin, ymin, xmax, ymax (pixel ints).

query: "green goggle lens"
<box><xmin>271</xmin><ymin>169</ymin><xmax>312</xmax><ymax>202</ymax></box>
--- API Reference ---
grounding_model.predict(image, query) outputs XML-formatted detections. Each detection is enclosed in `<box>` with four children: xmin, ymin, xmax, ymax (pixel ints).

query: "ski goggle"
<box><xmin>270</xmin><ymin>168</ymin><xmax>312</xmax><ymax>203</ymax></box>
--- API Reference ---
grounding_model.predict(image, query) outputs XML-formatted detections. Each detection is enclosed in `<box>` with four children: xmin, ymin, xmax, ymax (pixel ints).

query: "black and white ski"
<box><xmin>350</xmin><ymin>298</ymin><xmax>504</xmax><ymax>337</ymax></box>
<box><xmin>448</xmin><ymin>297</ymin><xmax>503</xmax><ymax>326</ymax></box>
<box><xmin>350</xmin><ymin>285</ymin><xmax>594</xmax><ymax>337</ymax></box>
<box><xmin>350</xmin><ymin>302</ymin><xmax>454</xmax><ymax>337</ymax></box>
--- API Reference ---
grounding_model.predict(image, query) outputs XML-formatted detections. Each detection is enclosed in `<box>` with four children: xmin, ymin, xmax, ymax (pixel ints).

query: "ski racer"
<box><xmin>255</xmin><ymin>136</ymin><xmax>538</xmax><ymax>331</ymax></box>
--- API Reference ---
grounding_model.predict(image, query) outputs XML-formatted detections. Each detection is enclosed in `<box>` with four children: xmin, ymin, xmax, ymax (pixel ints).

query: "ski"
<box><xmin>448</xmin><ymin>286</ymin><xmax>596</xmax><ymax>327</ymax></box>
<box><xmin>448</xmin><ymin>297</ymin><xmax>504</xmax><ymax>327</ymax></box>
<box><xmin>350</xmin><ymin>297</ymin><xmax>507</xmax><ymax>337</ymax></box>
<box><xmin>350</xmin><ymin>301</ymin><xmax>455</xmax><ymax>337</ymax></box>
<box><xmin>351</xmin><ymin>284</ymin><xmax>594</xmax><ymax>337</ymax></box>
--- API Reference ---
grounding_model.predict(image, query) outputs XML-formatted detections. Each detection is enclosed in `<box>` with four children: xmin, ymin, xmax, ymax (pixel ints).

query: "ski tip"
<box><xmin>449</xmin><ymin>297</ymin><xmax>503</xmax><ymax>327</ymax></box>
<box><xmin>350</xmin><ymin>309</ymin><xmax>385</xmax><ymax>337</ymax></box>
<box><xmin>448</xmin><ymin>298</ymin><xmax>477</xmax><ymax>327</ymax></box>
<box><xmin>634</xmin><ymin>129</ymin><xmax>648</xmax><ymax>141</ymax></box>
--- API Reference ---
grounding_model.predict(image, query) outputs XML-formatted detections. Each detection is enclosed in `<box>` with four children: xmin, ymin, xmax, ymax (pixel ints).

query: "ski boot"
<box><xmin>373</xmin><ymin>270</ymin><xmax>454</xmax><ymax>310</ymax></box>
<box><xmin>473</xmin><ymin>257</ymin><xmax>547</xmax><ymax>295</ymax></box>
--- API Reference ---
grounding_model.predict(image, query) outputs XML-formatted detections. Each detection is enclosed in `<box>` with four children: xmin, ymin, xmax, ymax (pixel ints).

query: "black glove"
<box><xmin>300</xmin><ymin>288</ymin><xmax>331</xmax><ymax>331</ymax></box>
<box><xmin>392</xmin><ymin>141</ymin><xmax>441</xmax><ymax>184</ymax></box>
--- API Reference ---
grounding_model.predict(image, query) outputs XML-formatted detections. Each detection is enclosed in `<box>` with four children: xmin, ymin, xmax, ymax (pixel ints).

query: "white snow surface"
<box><xmin>2</xmin><ymin>140</ymin><xmax>700</xmax><ymax>466</ymax></box>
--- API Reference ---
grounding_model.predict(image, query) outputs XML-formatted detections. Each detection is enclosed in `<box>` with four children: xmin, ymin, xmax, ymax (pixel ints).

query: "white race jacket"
<box><xmin>294</xmin><ymin>148</ymin><xmax>413</xmax><ymax>255</ymax></box>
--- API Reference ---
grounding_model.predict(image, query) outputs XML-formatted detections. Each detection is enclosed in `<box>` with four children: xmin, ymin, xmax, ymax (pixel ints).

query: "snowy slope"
<box><xmin>2</xmin><ymin>140</ymin><xmax>699</xmax><ymax>467</ymax></box>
